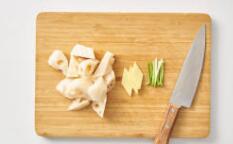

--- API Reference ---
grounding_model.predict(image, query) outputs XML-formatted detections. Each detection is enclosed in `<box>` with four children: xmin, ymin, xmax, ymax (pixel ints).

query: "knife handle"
<box><xmin>154</xmin><ymin>104</ymin><xmax>180</xmax><ymax>144</ymax></box>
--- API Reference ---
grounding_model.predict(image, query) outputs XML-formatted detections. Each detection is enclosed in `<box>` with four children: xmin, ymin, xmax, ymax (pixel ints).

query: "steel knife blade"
<box><xmin>170</xmin><ymin>25</ymin><xmax>206</xmax><ymax>108</ymax></box>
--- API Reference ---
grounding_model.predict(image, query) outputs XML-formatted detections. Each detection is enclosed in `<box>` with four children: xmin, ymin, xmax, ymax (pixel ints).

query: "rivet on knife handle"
<box><xmin>154</xmin><ymin>104</ymin><xmax>180</xmax><ymax>144</ymax></box>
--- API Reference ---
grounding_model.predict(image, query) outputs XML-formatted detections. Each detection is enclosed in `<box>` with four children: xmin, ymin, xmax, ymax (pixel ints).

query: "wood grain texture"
<box><xmin>35</xmin><ymin>13</ymin><xmax>211</xmax><ymax>138</ymax></box>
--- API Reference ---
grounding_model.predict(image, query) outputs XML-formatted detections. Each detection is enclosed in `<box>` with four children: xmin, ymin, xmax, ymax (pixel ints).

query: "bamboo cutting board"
<box><xmin>35</xmin><ymin>13</ymin><xmax>211</xmax><ymax>138</ymax></box>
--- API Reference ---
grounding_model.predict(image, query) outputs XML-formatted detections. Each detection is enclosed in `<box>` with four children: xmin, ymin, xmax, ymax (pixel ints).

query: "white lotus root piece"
<box><xmin>88</xmin><ymin>77</ymin><xmax>107</xmax><ymax>103</ymax></box>
<box><xmin>104</xmin><ymin>70</ymin><xmax>116</xmax><ymax>92</ymax></box>
<box><xmin>87</xmin><ymin>77</ymin><xmax>108</xmax><ymax>118</ymax></box>
<box><xmin>66</xmin><ymin>56</ymin><xmax>83</xmax><ymax>78</ymax></box>
<box><xmin>64</xmin><ymin>77</ymin><xmax>93</xmax><ymax>100</ymax></box>
<box><xmin>56</xmin><ymin>78</ymin><xmax>74</xmax><ymax>99</ymax></box>
<box><xmin>92</xmin><ymin>97</ymin><xmax>107</xmax><ymax>118</ymax></box>
<box><xmin>48</xmin><ymin>50</ymin><xmax>68</xmax><ymax>75</ymax></box>
<box><xmin>68</xmin><ymin>98</ymin><xmax>90</xmax><ymax>111</ymax></box>
<box><xmin>94</xmin><ymin>51</ymin><xmax>115</xmax><ymax>77</ymax></box>
<box><xmin>71</xmin><ymin>44</ymin><xmax>95</xmax><ymax>59</ymax></box>
<box><xmin>79</xmin><ymin>59</ymin><xmax>99</xmax><ymax>76</ymax></box>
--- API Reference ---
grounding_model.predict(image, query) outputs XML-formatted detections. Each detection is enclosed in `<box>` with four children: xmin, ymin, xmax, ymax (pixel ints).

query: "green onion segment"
<box><xmin>147</xmin><ymin>58</ymin><xmax>164</xmax><ymax>87</ymax></box>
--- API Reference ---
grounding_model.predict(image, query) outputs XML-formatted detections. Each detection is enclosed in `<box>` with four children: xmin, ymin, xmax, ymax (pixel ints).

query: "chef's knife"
<box><xmin>154</xmin><ymin>25</ymin><xmax>206</xmax><ymax>144</ymax></box>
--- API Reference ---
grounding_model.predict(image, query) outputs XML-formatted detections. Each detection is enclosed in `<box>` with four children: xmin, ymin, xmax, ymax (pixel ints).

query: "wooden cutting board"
<box><xmin>35</xmin><ymin>13</ymin><xmax>211</xmax><ymax>138</ymax></box>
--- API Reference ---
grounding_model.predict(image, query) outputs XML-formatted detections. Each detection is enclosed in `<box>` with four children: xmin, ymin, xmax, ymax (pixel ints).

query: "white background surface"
<box><xmin>0</xmin><ymin>0</ymin><xmax>232</xmax><ymax>143</ymax></box>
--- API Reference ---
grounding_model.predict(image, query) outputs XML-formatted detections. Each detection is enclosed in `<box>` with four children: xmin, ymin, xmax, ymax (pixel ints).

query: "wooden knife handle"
<box><xmin>154</xmin><ymin>104</ymin><xmax>180</xmax><ymax>144</ymax></box>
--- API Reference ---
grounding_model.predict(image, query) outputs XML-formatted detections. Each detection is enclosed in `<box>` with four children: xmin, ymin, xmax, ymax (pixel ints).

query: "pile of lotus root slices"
<box><xmin>48</xmin><ymin>44</ymin><xmax>115</xmax><ymax>118</ymax></box>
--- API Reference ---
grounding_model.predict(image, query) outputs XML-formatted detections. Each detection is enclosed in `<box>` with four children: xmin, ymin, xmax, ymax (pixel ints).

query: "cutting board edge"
<box><xmin>34</xmin><ymin>129</ymin><xmax>211</xmax><ymax>138</ymax></box>
<box><xmin>36</xmin><ymin>12</ymin><xmax>211</xmax><ymax>22</ymax></box>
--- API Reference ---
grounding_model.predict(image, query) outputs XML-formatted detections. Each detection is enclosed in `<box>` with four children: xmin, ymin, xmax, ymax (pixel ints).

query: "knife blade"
<box><xmin>170</xmin><ymin>25</ymin><xmax>206</xmax><ymax>108</ymax></box>
<box><xmin>154</xmin><ymin>25</ymin><xmax>206</xmax><ymax>144</ymax></box>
